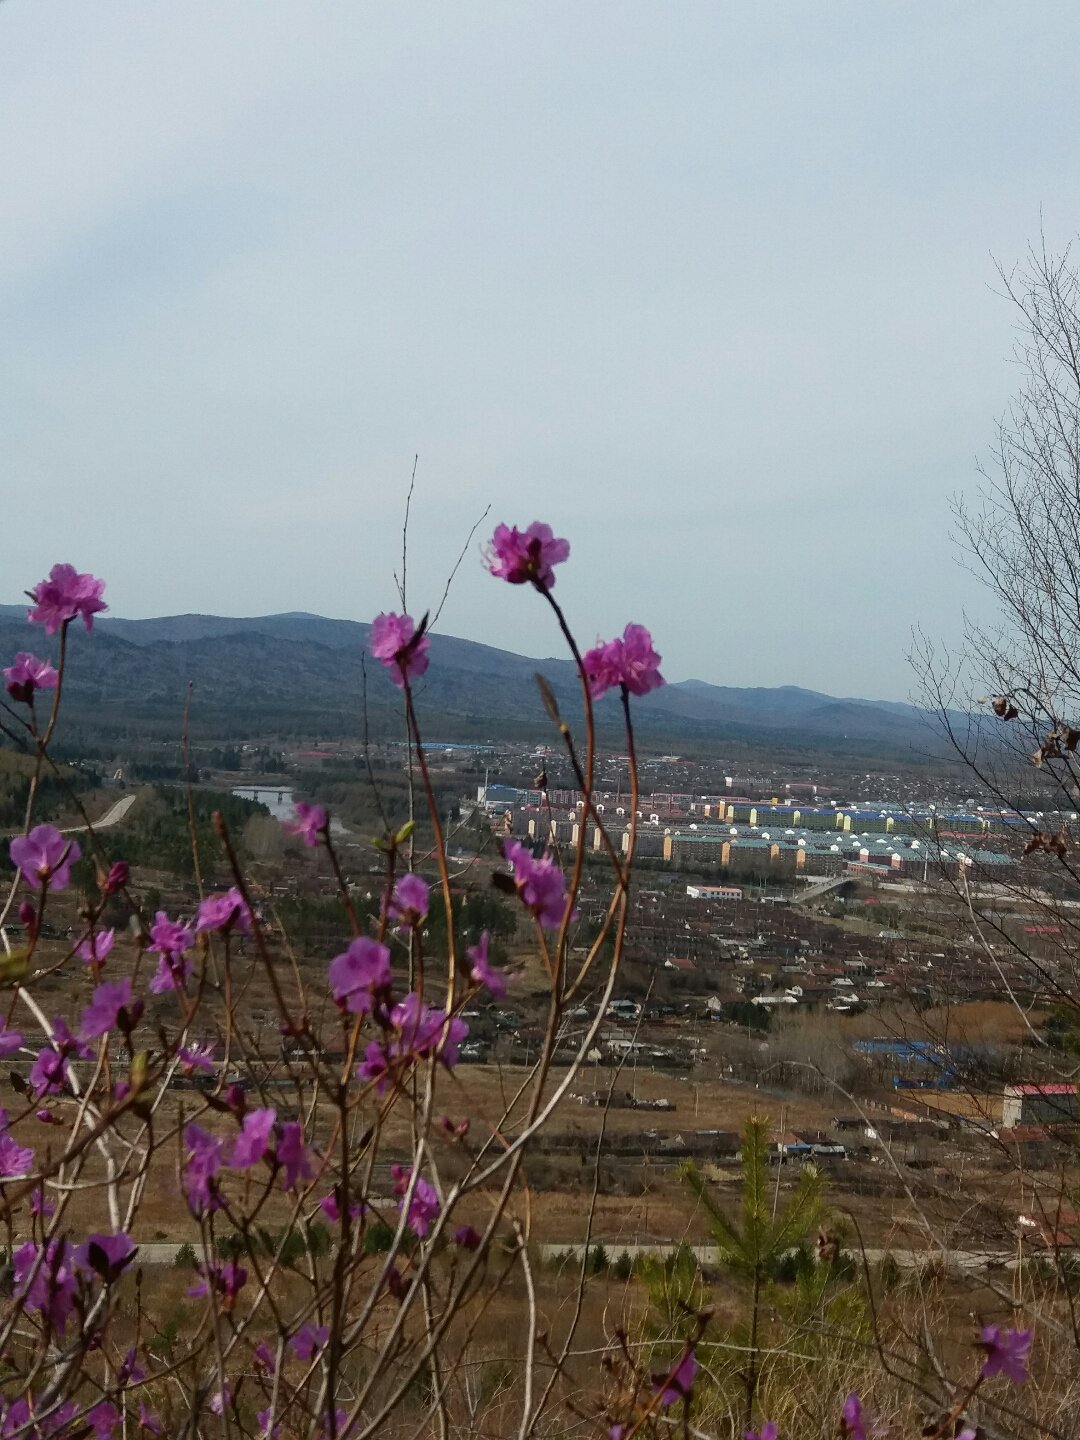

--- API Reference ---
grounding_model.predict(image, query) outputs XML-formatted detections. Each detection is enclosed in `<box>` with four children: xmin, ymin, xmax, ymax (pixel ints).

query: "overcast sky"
<box><xmin>3</xmin><ymin>2</ymin><xmax>1078</xmax><ymax>700</ymax></box>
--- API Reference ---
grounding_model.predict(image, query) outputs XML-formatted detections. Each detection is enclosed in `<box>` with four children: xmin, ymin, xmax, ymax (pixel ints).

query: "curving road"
<box><xmin>61</xmin><ymin>793</ymin><xmax>137</xmax><ymax>833</ymax></box>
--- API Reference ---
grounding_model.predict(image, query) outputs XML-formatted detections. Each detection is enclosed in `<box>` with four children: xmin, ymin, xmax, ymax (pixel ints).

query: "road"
<box><xmin>62</xmin><ymin>793</ymin><xmax>137</xmax><ymax>833</ymax></box>
<box><xmin>112</xmin><ymin>1238</ymin><xmax>1045</xmax><ymax>1272</ymax></box>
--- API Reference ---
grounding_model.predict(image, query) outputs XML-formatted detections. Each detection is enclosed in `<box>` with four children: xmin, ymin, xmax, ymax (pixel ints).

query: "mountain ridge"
<box><xmin>0</xmin><ymin>605</ymin><xmax>941</xmax><ymax>755</ymax></box>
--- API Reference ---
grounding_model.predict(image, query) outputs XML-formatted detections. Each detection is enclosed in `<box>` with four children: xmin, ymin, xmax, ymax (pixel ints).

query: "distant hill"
<box><xmin>0</xmin><ymin>605</ymin><xmax>945</xmax><ymax>757</ymax></box>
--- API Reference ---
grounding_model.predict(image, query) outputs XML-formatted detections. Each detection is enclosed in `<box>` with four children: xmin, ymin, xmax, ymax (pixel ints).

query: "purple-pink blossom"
<box><xmin>75</xmin><ymin>928</ymin><xmax>114</xmax><ymax>966</ymax></box>
<box><xmin>102</xmin><ymin>860</ymin><xmax>129</xmax><ymax>894</ymax></box>
<box><xmin>79</xmin><ymin>978</ymin><xmax>135</xmax><ymax>1041</ymax></box>
<box><xmin>3</xmin><ymin>653</ymin><xmax>58</xmax><ymax>704</ymax></box>
<box><xmin>229</xmin><ymin>1107</ymin><xmax>276</xmax><ymax>1169</ymax></box>
<box><xmin>75</xmin><ymin>1232</ymin><xmax>136</xmax><ymax>1282</ymax></box>
<box><xmin>357</xmin><ymin>1039</ymin><xmax>391</xmax><ymax>1090</ymax></box>
<box><xmin>183</xmin><ymin>1124</ymin><xmax>224</xmax><ymax>1214</ymax></box>
<box><xmin>178</xmin><ymin>1041</ymin><xmax>215</xmax><ymax>1074</ymax></box>
<box><xmin>370</xmin><ymin>612</ymin><xmax>430</xmax><ymax>688</ymax></box>
<box><xmin>467</xmin><ymin>930</ymin><xmax>507</xmax><ymax>997</ymax></box>
<box><xmin>254</xmin><ymin>1340</ymin><xmax>276</xmax><ymax>1372</ymax></box>
<box><xmin>86</xmin><ymin>1402</ymin><xmax>120</xmax><ymax>1439</ymax></box>
<box><xmin>980</xmin><ymin>1324</ymin><xmax>1033</xmax><ymax>1383</ymax></box>
<box><xmin>839</xmin><ymin>1394</ymin><xmax>867</xmax><ymax>1440</ymax></box>
<box><xmin>187</xmin><ymin>1260</ymin><xmax>247</xmax><ymax>1304</ymax></box>
<box><xmin>277</xmin><ymin>1121</ymin><xmax>315</xmax><ymax>1190</ymax></box>
<box><xmin>654</xmin><ymin>1346</ymin><xmax>698</xmax><ymax>1406</ymax></box>
<box><xmin>30</xmin><ymin>1048</ymin><xmax>67</xmax><ymax>1097</ymax></box>
<box><xmin>391</xmin><ymin>992</ymin><xmax>468</xmax><ymax>1069</ymax></box>
<box><xmin>117</xmin><ymin>1346</ymin><xmax>145</xmax><ymax>1386</ymax></box>
<box><xmin>0</xmin><ymin>1026</ymin><xmax>23</xmax><ymax>1059</ymax></box>
<box><xmin>291</xmin><ymin>1322</ymin><xmax>330</xmax><ymax>1360</ymax></box>
<box><xmin>196</xmin><ymin>887</ymin><xmax>252</xmax><ymax>935</ymax></box>
<box><xmin>328</xmin><ymin>936</ymin><xmax>392</xmax><ymax>1013</ymax></box>
<box><xmin>150</xmin><ymin>950</ymin><xmax>192</xmax><ymax>994</ymax></box>
<box><xmin>149</xmin><ymin>911</ymin><xmax>193</xmax><ymax>956</ymax></box>
<box><xmin>13</xmin><ymin>1238</ymin><xmax>78</xmax><ymax>1330</ymax></box>
<box><xmin>503</xmin><ymin>840</ymin><xmax>571</xmax><ymax>929</ymax></box>
<box><xmin>284</xmin><ymin>801</ymin><xmax>327</xmax><ymax>847</ymax></box>
<box><xmin>583</xmin><ymin>623</ymin><xmax>664</xmax><ymax>700</ymax></box>
<box><xmin>745</xmin><ymin>1426</ymin><xmax>778</xmax><ymax>1440</ymax></box>
<box><xmin>27</xmin><ymin>564</ymin><xmax>107</xmax><ymax>635</ymax></box>
<box><xmin>208</xmin><ymin>1387</ymin><xmax>232</xmax><ymax>1418</ymax></box>
<box><xmin>453</xmin><ymin>1225</ymin><xmax>482</xmax><ymax>1251</ymax></box>
<box><xmin>0</xmin><ymin>1133</ymin><xmax>34</xmax><ymax>1180</ymax></box>
<box><xmin>389</xmin><ymin>872</ymin><xmax>430</xmax><ymax>928</ymax></box>
<box><xmin>391</xmin><ymin>1164</ymin><xmax>440</xmax><ymax>1237</ymax></box>
<box><xmin>486</xmin><ymin>522</ymin><xmax>570</xmax><ymax>590</ymax></box>
<box><xmin>148</xmin><ymin>911</ymin><xmax>194</xmax><ymax>992</ymax></box>
<box><xmin>319</xmin><ymin>1191</ymin><xmax>363</xmax><ymax>1224</ymax></box>
<box><xmin>256</xmin><ymin>1410</ymin><xmax>281</xmax><ymax>1440</ymax></box>
<box><xmin>9</xmin><ymin>825</ymin><xmax>80</xmax><ymax>891</ymax></box>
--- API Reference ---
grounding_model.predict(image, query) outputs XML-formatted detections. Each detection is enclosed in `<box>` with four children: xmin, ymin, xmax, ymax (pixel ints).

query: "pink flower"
<box><xmin>370</xmin><ymin>612</ymin><xmax>430</xmax><ymax>688</ymax></box>
<box><xmin>256</xmin><ymin>1410</ymin><xmax>281</xmax><ymax>1440</ymax></box>
<box><xmin>318</xmin><ymin>1191</ymin><xmax>362</xmax><ymax>1224</ymax></box>
<box><xmin>391</xmin><ymin>1164</ymin><xmax>440</xmax><ymax>1237</ymax></box>
<box><xmin>178</xmin><ymin>1042</ymin><xmax>215</xmax><ymax>1075</ymax></box>
<box><xmin>653</xmin><ymin>1346</ymin><xmax>698</xmax><ymax>1405</ymax></box>
<box><xmin>389</xmin><ymin>872</ymin><xmax>430</xmax><ymax>928</ymax></box>
<box><xmin>503</xmin><ymin>840</ymin><xmax>571</xmax><ymax>929</ymax></box>
<box><xmin>9</xmin><ymin>825</ymin><xmax>80</xmax><ymax>891</ymax></box>
<box><xmin>196</xmin><ymin>887</ymin><xmax>252</xmax><ymax>935</ymax></box>
<box><xmin>151</xmin><ymin>951</ymin><xmax>192</xmax><ymax>994</ymax></box>
<box><xmin>102</xmin><ymin>860</ymin><xmax>129</xmax><ymax>894</ymax></box>
<box><xmin>148</xmin><ymin>911</ymin><xmax>194</xmax><ymax>991</ymax></box>
<box><xmin>284</xmin><ymin>801</ymin><xmax>327</xmax><ymax>847</ymax></box>
<box><xmin>75</xmin><ymin>928</ymin><xmax>114</xmax><ymax>966</ymax></box>
<box><xmin>466</xmin><ymin>930</ymin><xmax>507</xmax><ymax>997</ymax></box>
<box><xmin>980</xmin><ymin>1324</ymin><xmax>1033</xmax><ymax>1383</ymax></box>
<box><xmin>187</xmin><ymin>1260</ymin><xmax>247</xmax><ymax>1303</ymax></box>
<box><xmin>746</xmin><ymin>1426</ymin><xmax>778</xmax><ymax>1440</ymax></box>
<box><xmin>0</xmin><ymin>1027</ymin><xmax>23</xmax><ymax>1059</ymax></box>
<box><xmin>839</xmin><ymin>1394</ymin><xmax>866</xmax><ymax>1440</ymax></box>
<box><xmin>138</xmin><ymin>1405</ymin><xmax>162</xmax><ymax>1435</ymax></box>
<box><xmin>13</xmin><ymin>1238</ymin><xmax>77</xmax><ymax>1330</ymax></box>
<box><xmin>183</xmin><ymin>1123</ymin><xmax>224</xmax><ymax>1213</ymax></box>
<box><xmin>328</xmin><ymin>936</ymin><xmax>392</xmax><ymax>1013</ymax></box>
<box><xmin>0</xmin><ymin>1133</ymin><xmax>34</xmax><ymax>1179</ymax></box>
<box><xmin>357</xmin><ymin>1040</ymin><xmax>391</xmax><ymax>1090</ymax></box>
<box><xmin>75</xmin><ymin>1232</ymin><xmax>136</xmax><ymax>1282</ymax></box>
<box><xmin>86</xmin><ymin>1402</ymin><xmax>120</xmax><ymax>1439</ymax></box>
<box><xmin>149</xmin><ymin>911</ymin><xmax>193</xmax><ymax>956</ymax></box>
<box><xmin>486</xmin><ymin>522</ymin><xmax>570</xmax><ymax>590</ymax></box>
<box><xmin>208</xmin><ymin>1386</ymin><xmax>232</xmax><ymax>1417</ymax></box>
<box><xmin>391</xmin><ymin>992</ymin><xmax>468</xmax><ymax>1068</ymax></box>
<box><xmin>229</xmin><ymin>1107</ymin><xmax>276</xmax><ymax>1169</ymax></box>
<box><xmin>453</xmin><ymin>1225</ymin><xmax>482</xmax><ymax>1251</ymax></box>
<box><xmin>291</xmin><ymin>1322</ymin><xmax>330</xmax><ymax>1360</ymax></box>
<box><xmin>30</xmin><ymin>1048</ymin><xmax>68</xmax><ymax>1097</ymax></box>
<box><xmin>277</xmin><ymin>1121</ymin><xmax>315</xmax><ymax>1190</ymax></box>
<box><xmin>3</xmin><ymin>653</ymin><xmax>58</xmax><ymax>704</ymax></box>
<box><xmin>27</xmin><ymin>564</ymin><xmax>107</xmax><ymax>635</ymax></box>
<box><xmin>583</xmin><ymin>623</ymin><xmax>664</xmax><ymax>699</ymax></box>
<box><xmin>30</xmin><ymin>1187</ymin><xmax>54</xmax><ymax>1218</ymax></box>
<box><xmin>79</xmin><ymin>978</ymin><xmax>135</xmax><ymax>1041</ymax></box>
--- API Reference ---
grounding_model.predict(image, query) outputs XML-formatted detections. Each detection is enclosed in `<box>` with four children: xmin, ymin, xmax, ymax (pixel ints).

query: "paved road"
<box><xmin>537</xmin><ymin>1242</ymin><xmax>1040</xmax><ymax>1272</ymax></box>
<box><xmin>62</xmin><ymin>794</ymin><xmax>137</xmax><ymax>833</ymax></box>
<box><xmin>121</xmin><ymin>1238</ymin><xmax>1045</xmax><ymax>1273</ymax></box>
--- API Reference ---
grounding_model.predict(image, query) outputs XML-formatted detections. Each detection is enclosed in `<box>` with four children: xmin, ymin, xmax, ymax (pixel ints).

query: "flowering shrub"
<box><xmin>0</xmin><ymin>544</ymin><xmax>1044</xmax><ymax>1439</ymax></box>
